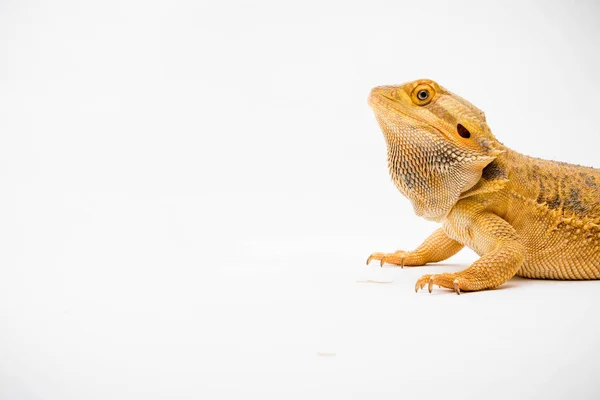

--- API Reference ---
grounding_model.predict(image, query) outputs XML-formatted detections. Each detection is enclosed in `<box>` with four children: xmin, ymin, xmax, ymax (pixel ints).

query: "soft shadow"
<box><xmin>380</xmin><ymin>262</ymin><xmax>464</xmax><ymax>269</ymax></box>
<box><xmin>429</xmin><ymin>262</ymin><xmax>465</xmax><ymax>268</ymax></box>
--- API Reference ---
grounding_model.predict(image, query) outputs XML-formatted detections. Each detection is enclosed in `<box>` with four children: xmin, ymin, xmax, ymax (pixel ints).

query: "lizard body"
<box><xmin>366</xmin><ymin>79</ymin><xmax>600</xmax><ymax>293</ymax></box>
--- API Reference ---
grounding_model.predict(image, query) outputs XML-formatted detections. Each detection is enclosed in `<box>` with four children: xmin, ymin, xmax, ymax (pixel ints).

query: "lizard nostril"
<box><xmin>457</xmin><ymin>124</ymin><xmax>471</xmax><ymax>139</ymax></box>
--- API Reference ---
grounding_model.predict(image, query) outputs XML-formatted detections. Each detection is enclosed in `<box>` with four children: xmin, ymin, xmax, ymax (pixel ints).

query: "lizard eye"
<box><xmin>411</xmin><ymin>84</ymin><xmax>435</xmax><ymax>106</ymax></box>
<box><xmin>457</xmin><ymin>124</ymin><xmax>471</xmax><ymax>139</ymax></box>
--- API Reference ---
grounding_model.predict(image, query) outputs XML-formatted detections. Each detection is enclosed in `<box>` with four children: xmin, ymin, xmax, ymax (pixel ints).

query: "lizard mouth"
<box><xmin>368</xmin><ymin>90</ymin><xmax>448</xmax><ymax>137</ymax></box>
<box><xmin>368</xmin><ymin>90</ymin><xmax>416</xmax><ymax>120</ymax></box>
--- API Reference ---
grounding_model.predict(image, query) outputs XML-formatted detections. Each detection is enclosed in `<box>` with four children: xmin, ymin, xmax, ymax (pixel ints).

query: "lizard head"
<box><xmin>368</xmin><ymin>79</ymin><xmax>505</xmax><ymax>222</ymax></box>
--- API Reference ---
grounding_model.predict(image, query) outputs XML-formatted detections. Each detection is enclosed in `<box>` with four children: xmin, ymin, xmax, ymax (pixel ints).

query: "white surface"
<box><xmin>1</xmin><ymin>0</ymin><xmax>600</xmax><ymax>399</ymax></box>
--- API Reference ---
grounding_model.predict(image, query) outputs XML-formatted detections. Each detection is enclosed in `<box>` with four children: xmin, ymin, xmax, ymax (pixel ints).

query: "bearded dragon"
<box><xmin>366</xmin><ymin>79</ymin><xmax>600</xmax><ymax>294</ymax></box>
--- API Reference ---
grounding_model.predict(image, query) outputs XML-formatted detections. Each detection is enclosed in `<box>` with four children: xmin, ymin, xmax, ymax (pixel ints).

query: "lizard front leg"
<box><xmin>367</xmin><ymin>227</ymin><xmax>464</xmax><ymax>267</ymax></box>
<box><xmin>415</xmin><ymin>201</ymin><xmax>525</xmax><ymax>294</ymax></box>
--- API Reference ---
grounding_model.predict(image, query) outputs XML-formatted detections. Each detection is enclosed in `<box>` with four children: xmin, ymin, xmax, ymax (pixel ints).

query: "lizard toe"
<box><xmin>416</xmin><ymin>273</ymin><xmax>458</xmax><ymax>293</ymax></box>
<box><xmin>366</xmin><ymin>252</ymin><xmax>386</xmax><ymax>266</ymax></box>
<box><xmin>414</xmin><ymin>274</ymin><xmax>431</xmax><ymax>292</ymax></box>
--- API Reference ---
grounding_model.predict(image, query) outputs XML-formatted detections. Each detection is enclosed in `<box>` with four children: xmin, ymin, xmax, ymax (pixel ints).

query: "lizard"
<box><xmin>365</xmin><ymin>78</ymin><xmax>600</xmax><ymax>294</ymax></box>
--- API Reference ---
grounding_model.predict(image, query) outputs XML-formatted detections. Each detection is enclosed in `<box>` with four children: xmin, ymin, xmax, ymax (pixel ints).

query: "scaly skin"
<box><xmin>366</xmin><ymin>79</ymin><xmax>600</xmax><ymax>294</ymax></box>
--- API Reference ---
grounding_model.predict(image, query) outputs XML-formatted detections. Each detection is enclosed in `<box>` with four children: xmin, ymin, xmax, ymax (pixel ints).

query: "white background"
<box><xmin>1</xmin><ymin>1</ymin><xmax>600</xmax><ymax>399</ymax></box>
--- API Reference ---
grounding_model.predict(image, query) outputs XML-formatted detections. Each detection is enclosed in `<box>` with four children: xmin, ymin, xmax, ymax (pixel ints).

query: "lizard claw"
<box><xmin>453</xmin><ymin>279</ymin><xmax>461</xmax><ymax>295</ymax></box>
<box><xmin>414</xmin><ymin>274</ymin><xmax>431</xmax><ymax>293</ymax></box>
<box><xmin>415</xmin><ymin>273</ymin><xmax>464</xmax><ymax>294</ymax></box>
<box><xmin>382</xmin><ymin>255</ymin><xmax>404</xmax><ymax>268</ymax></box>
<box><xmin>366</xmin><ymin>252</ymin><xmax>385</xmax><ymax>266</ymax></box>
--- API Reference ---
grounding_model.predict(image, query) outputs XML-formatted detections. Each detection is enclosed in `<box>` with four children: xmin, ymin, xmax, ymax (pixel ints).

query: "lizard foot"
<box><xmin>366</xmin><ymin>251</ymin><xmax>425</xmax><ymax>268</ymax></box>
<box><xmin>415</xmin><ymin>273</ymin><xmax>462</xmax><ymax>295</ymax></box>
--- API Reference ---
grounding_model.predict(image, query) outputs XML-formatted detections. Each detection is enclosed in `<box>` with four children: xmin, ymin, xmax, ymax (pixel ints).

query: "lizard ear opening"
<box><xmin>457</xmin><ymin>124</ymin><xmax>471</xmax><ymax>139</ymax></box>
